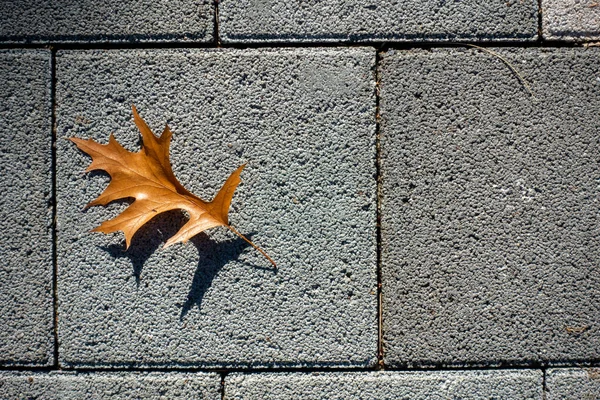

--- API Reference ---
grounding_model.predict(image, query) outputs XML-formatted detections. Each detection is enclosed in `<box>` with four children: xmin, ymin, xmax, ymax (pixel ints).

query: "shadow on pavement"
<box><xmin>99</xmin><ymin>210</ymin><xmax>258</xmax><ymax>319</ymax></box>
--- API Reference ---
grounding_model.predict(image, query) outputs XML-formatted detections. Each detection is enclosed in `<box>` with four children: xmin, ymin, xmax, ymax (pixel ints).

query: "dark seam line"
<box><xmin>214</xmin><ymin>0</ymin><xmax>221</xmax><ymax>47</ymax></box>
<box><xmin>0</xmin><ymin>39</ymin><xmax>593</xmax><ymax>51</ymax></box>
<box><xmin>220</xmin><ymin>372</ymin><xmax>226</xmax><ymax>400</ymax></box>
<box><xmin>1</xmin><ymin>363</ymin><xmax>595</xmax><ymax>374</ymax></box>
<box><xmin>542</xmin><ymin>368</ymin><xmax>547</xmax><ymax>400</ymax></box>
<box><xmin>49</xmin><ymin>46</ymin><xmax>60</xmax><ymax>369</ymax></box>
<box><xmin>537</xmin><ymin>0</ymin><xmax>544</xmax><ymax>41</ymax></box>
<box><xmin>374</xmin><ymin>48</ymin><xmax>384</xmax><ymax>370</ymax></box>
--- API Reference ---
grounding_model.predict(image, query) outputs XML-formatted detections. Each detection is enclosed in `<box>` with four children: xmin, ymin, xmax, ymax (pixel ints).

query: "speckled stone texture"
<box><xmin>380</xmin><ymin>48</ymin><xmax>600</xmax><ymax>367</ymax></box>
<box><xmin>219</xmin><ymin>0</ymin><xmax>538</xmax><ymax>43</ymax></box>
<box><xmin>0</xmin><ymin>371</ymin><xmax>221</xmax><ymax>399</ymax></box>
<box><xmin>0</xmin><ymin>1</ymin><xmax>214</xmax><ymax>43</ymax></box>
<box><xmin>543</xmin><ymin>0</ymin><xmax>600</xmax><ymax>40</ymax></box>
<box><xmin>546</xmin><ymin>368</ymin><xmax>600</xmax><ymax>399</ymax></box>
<box><xmin>56</xmin><ymin>48</ymin><xmax>377</xmax><ymax>368</ymax></box>
<box><xmin>225</xmin><ymin>370</ymin><xmax>542</xmax><ymax>399</ymax></box>
<box><xmin>0</xmin><ymin>50</ymin><xmax>53</xmax><ymax>366</ymax></box>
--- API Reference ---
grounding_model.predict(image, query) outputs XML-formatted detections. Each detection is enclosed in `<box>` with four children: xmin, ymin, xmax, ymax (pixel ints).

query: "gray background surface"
<box><xmin>0</xmin><ymin>50</ymin><xmax>54</xmax><ymax>366</ymax></box>
<box><xmin>220</xmin><ymin>0</ymin><xmax>538</xmax><ymax>42</ymax></box>
<box><xmin>55</xmin><ymin>48</ymin><xmax>377</xmax><ymax>368</ymax></box>
<box><xmin>0</xmin><ymin>0</ymin><xmax>599</xmax><ymax>397</ymax></box>
<box><xmin>380</xmin><ymin>48</ymin><xmax>600</xmax><ymax>366</ymax></box>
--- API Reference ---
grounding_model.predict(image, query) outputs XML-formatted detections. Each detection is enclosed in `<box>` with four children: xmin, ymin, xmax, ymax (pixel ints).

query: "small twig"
<box><xmin>565</xmin><ymin>325</ymin><xmax>590</xmax><ymax>335</ymax></box>
<box><xmin>228</xmin><ymin>225</ymin><xmax>277</xmax><ymax>268</ymax></box>
<box><xmin>583</xmin><ymin>41</ymin><xmax>600</xmax><ymax>48</ymax></box>
<box><xmin>462</xmin><ymin>43</ymin><xmax>535</xmax><ymax>98</ymax></box>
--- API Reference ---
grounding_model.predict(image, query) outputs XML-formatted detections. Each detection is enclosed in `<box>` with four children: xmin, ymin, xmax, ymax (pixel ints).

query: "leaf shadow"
<box><xmin>100</xmin><ymin>210</ymin><xmax>186</xmax><ymax>285</ymax></box>
<box><xmin>179</xmin><ymin>234</ymin><xmax>251</xmax><ymax>321</ymax></box>
<box><xmin>98</xmin><ymin>210</ymin><xmax>271</xmax><ymax>320</ymax></box>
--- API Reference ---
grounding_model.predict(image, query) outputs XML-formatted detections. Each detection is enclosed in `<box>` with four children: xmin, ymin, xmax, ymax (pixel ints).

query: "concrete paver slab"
<box><xmin>220</xmin><ymin>0</ymin><xmax>538</xmax><ymax>43</ymax></box>
<box><xmin>543</xmin><ymin>0</ymin><xmax>600</xmax><ymax>41</ymax></box>
<box><xmin>0</xmin><ymin>50</ymin><xmax>53</xmax><ymax>366</ymax></box>
<box><xmin>546</xmin><ymin>368</ymin><xmax>600</xmax><ymax>399</ymax></box>
<box><xmin>0</xmin><ymin>371</ymin><xmax>221</xmax><ymax>399</ymax></box>
<box><xmin>380</xmin><ymin>48</ymin><xmax>600</xmax><ymax>366</ymax></box>
<box><xmin>56</xmin><ymin>48</ymin><xmax>377</xmax><ymax>368</ymax></box>
<box><xmin>225</xmin><ymin>370</ymin><xmax>542</xmax><ymax>399</ymax></box>
<box><xmin>0</xmin><ymin>1</ymin><xmax>214</xmax><ymax>43</ymax></box>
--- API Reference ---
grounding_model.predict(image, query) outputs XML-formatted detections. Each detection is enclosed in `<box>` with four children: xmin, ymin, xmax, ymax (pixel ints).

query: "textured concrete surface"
<box><xmin>546</xmin><ymin>368</ymin><xmax>600</xmax><ymax>399</ymax></box>
<box><xmin>0</xmin><ymin>50</ymin><xmax>53</xmax><ymax>366</ymax></box>
<box><xmin>56</xmin><ymin>48</ymin><xmax>377</xmax><ymax>368</ymax></box>
<box><xmin>0</xmin><ymin>371</ymin><xmax>220</xmax><ymax>399</ymax></box>
<box><xmin>380</xmin><ymin>48</ymin><xmax>600</xmax><ymax>366</ymax></box>
<box><xmin>543</xmin><ymin>0</ymin><xmax>600</xmax><ymax>40</ymax></box>
<box><xmin>219</xmin><ymin>0</ymin><xmax>538</xmax><ymax>43</ymax></box>
<box><xmin>225</xmin><ymin>370</ymin><xmax>542</xmax><ymax>399</ymax></box>
<box><xmin>0</xmin><ymin>1</ymin><xmax>213</xmax><ymax>43</ymax></box>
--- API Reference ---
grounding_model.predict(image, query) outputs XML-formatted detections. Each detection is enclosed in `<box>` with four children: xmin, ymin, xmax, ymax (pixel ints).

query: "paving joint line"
<box><xmin>214</xmin><ymin>0</ymin><xmax>221</xmax><ymax>47</ymax></box>
<box><xmin>0</xmin><ymin>39</ymin><xmax>598</xmax><ymax>51</ymax></box>
<box><xmin>3</xmin><ymin>363</ymin><xmax>597</xmax><ymax>374</ymax></box>
<box><xmin>220</xmin><ymin>372</ymin><xmax>226</xmax><ymax>399</ymax></box>
<box><xmin>374</xmin><ymin>48</ymin><xmax>384</xmax><ymax>370</ymax></box>
<box><xmin>542</xmin><ymin>368</ymin><xmax>548</xmax><ymax>400</ymax></box>
<box><xmin>537</xmin><ymin>0</ymin><xmax>543</xmax><ymax>41</ymax></box>
<box><xmin>49</xmin><ymin>46</ymin><xmax>60</xmax><ymax>369</ymax></box>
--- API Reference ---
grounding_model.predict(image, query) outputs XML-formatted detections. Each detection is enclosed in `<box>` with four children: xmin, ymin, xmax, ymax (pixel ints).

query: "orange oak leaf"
<box><xmin>70</xmin><ymin>105</ymin><xmax>275</xmax><ymax>268</ymax></box>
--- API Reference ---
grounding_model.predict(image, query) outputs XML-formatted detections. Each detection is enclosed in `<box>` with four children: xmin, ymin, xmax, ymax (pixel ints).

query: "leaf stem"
<box><xmin>227</xmin><ymin>225</ymin><xmax>277</xmax><ymax>269</ymax></box>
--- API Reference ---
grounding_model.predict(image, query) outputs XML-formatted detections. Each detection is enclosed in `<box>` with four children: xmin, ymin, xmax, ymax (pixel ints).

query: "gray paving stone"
<box><xmin>380</xmin><ymin>48</ymin><xmax>600</xmax><ymax>366</ymax></box>
<box><xmin>546</xmin><ymin>368</ymin><xmax>600</xmax><ymax>399</ymax></box>
<box><xmin>56</xmin><ymin>48</ymin><xmax>377</xmax><ymax>368</ymax></box>
<box><xmin>0</xmin><ymin>371</ymin><xmax>221</xmax><ymax>399</ymax></box>
<box><xmin>0</xmin><ymin>1</ymin><xmax>214</xmax><ymax>43</ymax></box>
<box><xmin>0</xmin><ymin>50</ymin><xmax>53</xmax><ymax>366</ymax></box>
<box><xmin>219</xmin><ymin>0</ymin><xmax>538</xmax><ymax>43</ymax></box>
<box><xmin>225</xmin><ymin>370</ymin><xmax>542</xmax><ymax>399</ymax></box>
<box><xmin>543</xmin><ymin>0</ymin><xmax>600</xmax><ymax>41</ymax></box>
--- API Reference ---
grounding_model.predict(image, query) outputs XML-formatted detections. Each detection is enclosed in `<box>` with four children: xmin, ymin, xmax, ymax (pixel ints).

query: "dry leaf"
<box><xmin>70</xmin><ymin>105</ymin><xmax>275</xmax><ymax>268</ymax></box>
